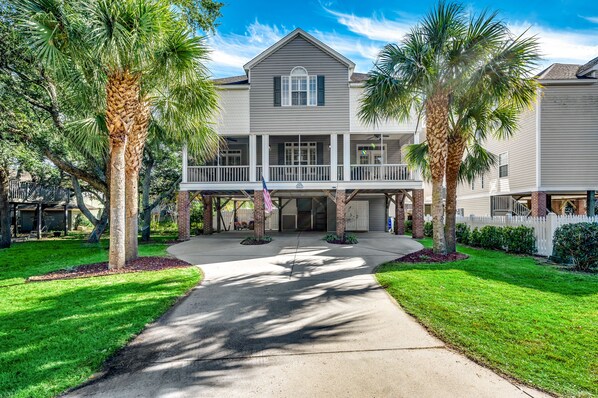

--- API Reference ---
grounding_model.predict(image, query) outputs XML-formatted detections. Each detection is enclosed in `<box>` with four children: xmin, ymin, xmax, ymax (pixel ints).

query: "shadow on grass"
<box><xmin>377</xmin><ymin>246</ymin><xmax>598</xmax><ymax>297</ymax></box>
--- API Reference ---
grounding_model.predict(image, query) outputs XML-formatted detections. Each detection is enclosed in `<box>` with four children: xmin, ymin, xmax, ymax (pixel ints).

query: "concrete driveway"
<box><xmin>67</xmin><ymin>232</ymin><xmax>548</xmax><ymax>398</ymax></box>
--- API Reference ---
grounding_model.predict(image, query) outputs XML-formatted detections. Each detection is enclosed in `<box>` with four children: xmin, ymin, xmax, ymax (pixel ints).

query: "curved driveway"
<box><xmin>68</xmin><ymin>232</ymin><xmax>548</xmax><ymax>398</ymax></box>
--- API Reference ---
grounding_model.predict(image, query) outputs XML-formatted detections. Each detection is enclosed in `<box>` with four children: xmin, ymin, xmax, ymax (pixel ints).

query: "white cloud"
<box><xmin>206</xmin><ymin>10</ymin><xmax>598</xmax><ymax>78</ymax></box>
<box><xmin>580</xmin><ymin>15</ymin><xmax>598</xmax><ymax>24</ymax></box>
<box><xmin>323</xmin><ymin>8</ymin><xmax>412</xmax><ymax>42</ymax></box>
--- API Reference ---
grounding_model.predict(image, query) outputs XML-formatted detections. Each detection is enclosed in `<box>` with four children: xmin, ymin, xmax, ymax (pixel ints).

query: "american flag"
<box><xmin>262</xmin><ymin>177</ymin><xmax>273</xmax><ymax>213</ymax></box>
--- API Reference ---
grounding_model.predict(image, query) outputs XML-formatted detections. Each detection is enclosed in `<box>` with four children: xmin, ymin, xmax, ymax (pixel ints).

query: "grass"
<box><xmin>0</xmin><ymin>235</ymin><xmax>200</xmax><ymax>398</ymax></box>
<box><xmin>376</xmin><ymin>238</ymin><xmax>598</xmax><ymax>398</ymax></box>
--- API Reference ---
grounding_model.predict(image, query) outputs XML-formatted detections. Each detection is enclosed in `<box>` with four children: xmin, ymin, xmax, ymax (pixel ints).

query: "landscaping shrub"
<box><xmin>469</xmin><ymin>227</ymin><xmax>482</xmax><ymax>247</ymax></box>
<box><xmin>553</xmin><ymin>223</ymin><xmax>598</xmax><ymax>272</ymax></box>
<box><xmin>324</xmin><ymin>233</ymin><xmax>358</xmax><ymax>244</ymax></box>
<box><xmin>502</xmin><ymin>226</ymin><xmax>536</xmax><ymax>255</ymax></box>
<box><xmin>479</xmin><ymin>226</ymin><xmax>503</xmax><ymax>250</ymax></box>
<box><xmin>404</xmin><ymin>220</ymin><xmax>413</xmax><ymax>234</ymax></box>
<box><xmin>455</xmin><ymin>223</ymin><xmax>470</xmax><ymax>244</ymax></box>
<box><xmin>424</xmin><ymin>221</ymin><xmax>433</xmax><ymax>237</ymax></box>
<box><xmin>240</xmin><ymin>236</ymin><xmax>272</xmax><ymax>245</ymax></box>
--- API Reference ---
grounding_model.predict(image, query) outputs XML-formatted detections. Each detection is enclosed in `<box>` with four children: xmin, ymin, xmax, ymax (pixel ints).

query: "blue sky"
<box><xmin>206</xmin><ymin>0</ymin><xmax>598</xmax><ymax>77</ymax></box>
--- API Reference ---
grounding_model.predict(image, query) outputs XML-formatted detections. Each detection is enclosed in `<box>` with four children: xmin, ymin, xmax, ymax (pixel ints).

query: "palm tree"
<box><xmin>18</xmin><ymin>0</ymin><xmax>219</xmax><ymax>268</ymax></box>
<box><xmin>359</xmin><ymin>2</ymin><xmax>534</xmax><ymax>254</ymax></box>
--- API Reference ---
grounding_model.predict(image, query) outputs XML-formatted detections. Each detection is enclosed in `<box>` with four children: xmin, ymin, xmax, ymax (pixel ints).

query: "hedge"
<box><xmin>553</xmin><ymin>223</ymin><xmax>598</xmax><ymax>271</ymax></box>
<box><xmin>455</xmin><ymin>223</ymin><xmax>536</xmax><ymax>255</ymax></box>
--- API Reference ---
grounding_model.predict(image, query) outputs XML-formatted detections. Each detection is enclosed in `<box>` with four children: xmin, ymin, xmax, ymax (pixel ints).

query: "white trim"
<box><xmin>243</xmin><ymin>28</ymin><xmax>355</xmax><ymax>71</ymax></box>
<box><xmin>535</xmin><ymin>87</ymin><xmax>542</xmax><ymax>189</ymax></box>
<box><xmin>330</xmin><ymin>133</ymin><xmax>338</xmax><ymax>182</ymax></box>
<box><xmin>343</xmin><ymin>133</ymin><xmax>351</xmax><ymax>181</ymax></box>
<box><xmin>180</xmin><ymin>180</ymin><xmax>424</xmax><ymax>192</ymax></box>
<box><xmin>261</xmin><ymin>135</ymin><xmax>269</xmax><ymax>181</ymax></box>
<box><xmin>249</xmin><ymin>134</ymin><xmax>257</xmax><ymax>182</ymax></box>
<box><xmin>182</xmin><ymin>145</ymin><xmax>188</xmax><ymax>183</ymax></box>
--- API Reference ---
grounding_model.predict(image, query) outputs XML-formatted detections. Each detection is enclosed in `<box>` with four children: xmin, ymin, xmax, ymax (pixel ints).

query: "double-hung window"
<box><xmin>277</xmin><ymin>67</ymin><xmax>322</xmax><ymax>107</ymax></box>
<box><xmin>499</xmin><ymin>152</ymin><xmax>509</xmax><ymax>178</ymax></box>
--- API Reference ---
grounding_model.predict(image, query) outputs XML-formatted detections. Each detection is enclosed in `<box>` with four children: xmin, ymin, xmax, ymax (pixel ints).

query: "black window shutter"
<box><xmin>273</xmin><ymin>76</ymin><xmax>281</xmax><ymax>107</ymax></box>
<box><xmin>316</xmin><ymin>142</ymin><xmax>324</xmax><ymax>165</ymax></box>
<box><xmin>278</xmin><ymin>143</ymin><xmax>285</xmax><ymax>165</ymax></box>
<box><xmin>317</xmin><ymin>75</ymin><xmax>325</xmax><ymax>106</ymax></box>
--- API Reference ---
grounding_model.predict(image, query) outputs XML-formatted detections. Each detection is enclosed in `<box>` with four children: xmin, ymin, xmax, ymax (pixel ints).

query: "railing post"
<box><xmin>343</xmin><ymin>133</ymin><xmax>350</xmax><ymax>181</ymax></box>
<box><xmin>249</xmin><ymin>134</ymin><xmax>257</xmax><ymax>182</ymax></box>
<box><xmin>330</xmin><ymin>133</ymin><xmax>337</xmax><ymax>182</ymax></box>
<box><xmin>546</xmin><ymin>213</ymin><xmax>557</xmax><ymax>257</ymax></box>
<box><xmin>182</xmin><ymin>145</ymin><xmax>188</xmax><ymax>183</ymax></box>
<box><xmin>262</xmin><ymin>134</ymin><xmax>269</xmax><ymax>182</ymax></box>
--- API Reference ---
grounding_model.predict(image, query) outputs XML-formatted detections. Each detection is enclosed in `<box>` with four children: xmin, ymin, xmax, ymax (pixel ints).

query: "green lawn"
<box><xmin>376</xmin><ymin>238</ymin><xmax>598</xmax><ymax>398</ymax></box>
<box><xmin>0</xmin><ymin>236</ymin><xmax>200</xmax><ymax>398</ymax></box>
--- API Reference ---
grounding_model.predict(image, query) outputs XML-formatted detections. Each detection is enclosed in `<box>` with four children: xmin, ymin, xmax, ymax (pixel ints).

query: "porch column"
<box><xmin>203</xmin><ymin>195</ymin><xmax>213</xmax><ymax>235</ymax></box>
<box><xmin>253</xmin><ymin>190</ymin><xmax>264</xmax><ymax>240</ymax></box>
<box><xmin>182</xmin><ymin>145</ymin><xmax>188</xmax><ymax>183</ymax></box>
<box><xmin>587</xmin><ymin>190</ymin><xmax>596</xmax><ymax>217</ymax></box>
<box><xmin>216</xmin><ymin>197</ymin><xmax>222</xmax><ymax>233</ymax></box>
<box><xmin>412</xmin><ymin>189</ymin><xmax>424</xmax><ymax>239</ymax></box>
<box><xmin>343</xmin><ymin>133</ymin><xmax>350</xmax><ymax>181</ymax></box>
<box><xmin>261</xmin><ymin>134</ymin><xmax>269</xmax><ymax>181</ymax></box>
<box><xmin>330</xmin><ymin>133</ymin><xmax>338</xmax><ymax>181</ymax></box>
<box><xmin>395</xmin><ymin>193</ymin><xmax>405</xmax><ymax>235</ymax></box>
<box><xmin>531</xmin><ymin>191</ymin><xmax>547</xmax><ymax>217</ymax></box>
<box><xmin>335</xmin><ymin>189</ymin><xmax>346</xmax><ymax>237</ymax></box>
<box><xmin>12</xmin><ymin>204</ymin><xmax>17</xmax><ymax>238</ymax></box>
<box><xmin>36</xmin><ymin>203</ymin><xmax>42</xmax><ymax>239</ymax></box>
<box><xmin>177</xmin><ymin>191</ymin><xmax>190</xmax><ymax>241</ymax></box>
<box><xmin>63</xmin><ymin>204</ymin><xmax>68</xmax><ymax>236</ymax></box>
<box><xmin>249</xmin><ymin>134</ymin><xmax>257</xmax><ymax>182</ymax></box>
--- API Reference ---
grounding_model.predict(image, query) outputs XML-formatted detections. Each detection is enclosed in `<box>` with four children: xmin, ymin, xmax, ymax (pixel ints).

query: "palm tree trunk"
<box><xmin>124</xmin><ymin>100</ymin><xmax>151</xmax><ymax>261</ymax></box>
<box><xmin>444</xmin><ymin>135</ymin><xmax>466</xmax><ymax>254</ymax></box>
<box><xmin>105</xmin><ymin>71</ymin><xmax>139</xmax><ymax>269</ymax></box>
<box><xmin>426</xmin><ymin>93</ymin><xmax>450</xmax><ymax>254</ymax></box>
<box><xmin>0</xmin><ymin>169</ymin><xmax>11</xmax><ymax>249</ymax></box>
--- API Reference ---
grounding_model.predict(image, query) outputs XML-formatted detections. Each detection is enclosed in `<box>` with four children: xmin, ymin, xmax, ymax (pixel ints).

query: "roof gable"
<box><xmin>243</xmin><ymin>28</ymin><xmax>355</xmax><ymax>72</ymax></box>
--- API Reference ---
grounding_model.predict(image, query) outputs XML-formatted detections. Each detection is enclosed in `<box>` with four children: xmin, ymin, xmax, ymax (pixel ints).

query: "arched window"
<box><xmin>281</xmin><ymin>66</ymin><xmax>317</xmax><ymax>106</ymax></box>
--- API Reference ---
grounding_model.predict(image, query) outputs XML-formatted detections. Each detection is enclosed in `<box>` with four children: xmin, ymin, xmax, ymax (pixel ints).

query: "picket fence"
<box><xmin>424</xmin><ymin>214</ymin><xmax>598</xmax><ymax>257</ymax></box>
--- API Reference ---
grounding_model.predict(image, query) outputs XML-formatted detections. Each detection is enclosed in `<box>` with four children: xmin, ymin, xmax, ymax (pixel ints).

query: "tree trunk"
<box><xmin>426</xmin><ymin>93</ymin><xmax>450</xmax><ymax>254</ymax></box>
<box><xmin>105</xmin><ymin>71</ymin><xmax>139</xmax><ymax>269</ymax></box>
<box><xmin>109</xmin><ymin>141</ymin><xmax>127</xmax><ymax>268</ymax></box>
<box><xmin>125</xmin><ymin>100</ymin><xmax>151</xmax><ymax>261</ymax></box>
<box><xmin>444</xmin><ymin>135</ymin><xmax>466</xmax><ymax>254</ymax></box>
<box><xmin>140</xmin><ymin>154</ymin><xmax>154</xmax><ymax>242</ymax></box>
<box><xmin>0</xmin><ymin>169</ymin><xmax>11</xmax><ymax>249</ymax></box>
<box><xmin>88</xmin><ymin>206</ymin><xmax>109</xmax><ymax>244</ymax></box>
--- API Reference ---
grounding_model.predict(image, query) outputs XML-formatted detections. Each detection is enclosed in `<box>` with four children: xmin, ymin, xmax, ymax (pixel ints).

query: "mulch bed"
<box><xmin>27</xmin><ymin>257</ymin><xmax>193</xmax><ymax>282</ymax></box>
<box><xmin>240</xmin><ymin>237</ymin><xmax>272</xmax><ymax>245</ymax></box>
<box><xmin>395</xmin><ymin>249</ymin><xmax>468</xmax><ymax>263</ymax></box>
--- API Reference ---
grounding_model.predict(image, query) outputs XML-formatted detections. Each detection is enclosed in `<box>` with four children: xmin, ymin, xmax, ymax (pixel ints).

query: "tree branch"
<box><xmin>145</xmin><ymin>176</ymin><xmax>181</xmax><ymax>212</ymax></box>
<box><xmin>70</xmin><ymin>176</ymin><xmax>100</xmax><ymax>226</ymax></box>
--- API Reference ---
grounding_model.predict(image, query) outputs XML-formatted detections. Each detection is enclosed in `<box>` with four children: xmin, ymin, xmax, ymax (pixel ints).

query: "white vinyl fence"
<box><xmin>213</xmin><ymin>208</ymin><xmax>279</xmax><ymax>231</ymax></box>
<box><xmin>425</xmin><ymin>214</ymin><xmax>598</xmax><ymax>256</ymax></box>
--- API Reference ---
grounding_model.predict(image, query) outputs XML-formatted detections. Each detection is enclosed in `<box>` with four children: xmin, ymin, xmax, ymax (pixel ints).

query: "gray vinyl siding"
<box><xmin>268</xmin><ymin>135</ymin><xmax>331</xmax><ymax>165</ymax></box>
<box><xmin>456</xmin><ymin>197</ymin><xmax>491</xmax><ymax>217</ymax></box>
<box><xmin>540</xmin><ymin>83</ymin><xmax>598</xmax><ymax>188</ymax></box>
<box><xmin>350</xmin><ymin>139</ymin><xmax>402</xmax><ymax>164</ymax></box>
<box><xmin>368</xmin><ymin>196</ymin><xmax>387</xmax><ymax>231</ymax></box>
<box><xmin>249</xmin><ymin>36</ymin><xmax>350</xmax><ymax>133</ymax></box>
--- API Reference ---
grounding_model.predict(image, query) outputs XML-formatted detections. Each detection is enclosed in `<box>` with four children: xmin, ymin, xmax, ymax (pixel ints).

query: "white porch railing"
<box><xmin>350</xmin><ymin>164</ymin><xmax>412</xmax><ymax>181</ymax></box>
<box><xmin>186</xmin><ymin>164</ymin><xmax>414</xmax><ymax>183</ymax></box>
<box><xmin>187</xmin><ymin>166</ymin><xmax>249</xmax><ymax>182</ymax></box>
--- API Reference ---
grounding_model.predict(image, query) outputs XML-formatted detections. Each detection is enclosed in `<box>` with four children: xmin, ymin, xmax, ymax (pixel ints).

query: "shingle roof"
<box><xmin>537</xmin><ymin>63</ymin><xmax>582</xmax><ymax>80</ymax></box>
<box><xmin>350</xmin><ymin>72</ymin><xmax>369</xmax><ymax>83</ymax></box>
<box><xmin>577</xmin><ymin>56</ymin><xmax>598</xmax><ymax>76</ymax></box>
<box><xmin>213</xmin><ymin>75</ymin><xmax>249</xmax><ymax>85</ymax></box>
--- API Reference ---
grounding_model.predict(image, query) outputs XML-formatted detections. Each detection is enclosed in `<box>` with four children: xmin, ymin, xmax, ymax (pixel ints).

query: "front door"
<box><xmin>296</xmin><ymin>198</ymin><xmax>312</xmax><ymax>231</ymax></box>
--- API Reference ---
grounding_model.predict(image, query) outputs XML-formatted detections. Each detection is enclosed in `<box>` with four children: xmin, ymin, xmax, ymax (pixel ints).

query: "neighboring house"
<box><xmin>178</xmin><ymin>28</ymin><xmax>425</xmax><ymax>236</ymax></box>
<box><xmin>423</xmin><ymin>56</ymin><xmax>598</xmax><ymax>217</ymax></box>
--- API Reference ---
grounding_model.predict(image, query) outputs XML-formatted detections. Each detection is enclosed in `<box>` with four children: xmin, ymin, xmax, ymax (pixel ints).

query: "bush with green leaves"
<box><xmin>405</xmin><ymin>220</ymin><xmax>413</xmax><ymax>234</ymax></box>
<box><xmin>324</xmin><ymin>233</ymin><xmax>358</xmax><ymax>244</ymax></box>
<box><xmin>553</xmin><ymin>223</ymin><xmax>598</xmax><ymax>272</ymax></box>
<box><xmin>469</xmin><ymin>227</ymin><xmax>482</xmax><ymax>247</ymax></box>
<box><xmin>502</xmin><ymin>226</ymin><xmax>536</xmax><ymax>255</ymax></box>
<box><xmin>479</xmin><ymin>226</ymin><xmax>503</xmax><ymax>250</ymax></box>
<box><xmin>455</xmin><ymin>223</ymin><xmax>470</xmax><ymax>244</ymax></box>
<box><xmin>423</xmin><ymin>221</ymin><xmax>433</xmax><ymax>237</ymax></box>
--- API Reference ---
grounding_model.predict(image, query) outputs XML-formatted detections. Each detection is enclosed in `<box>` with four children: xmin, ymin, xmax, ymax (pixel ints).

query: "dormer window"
<box><xmin>274</xmin><ymin>68</ymin><xmax>324</xmax><ymax>107</ymax></box>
